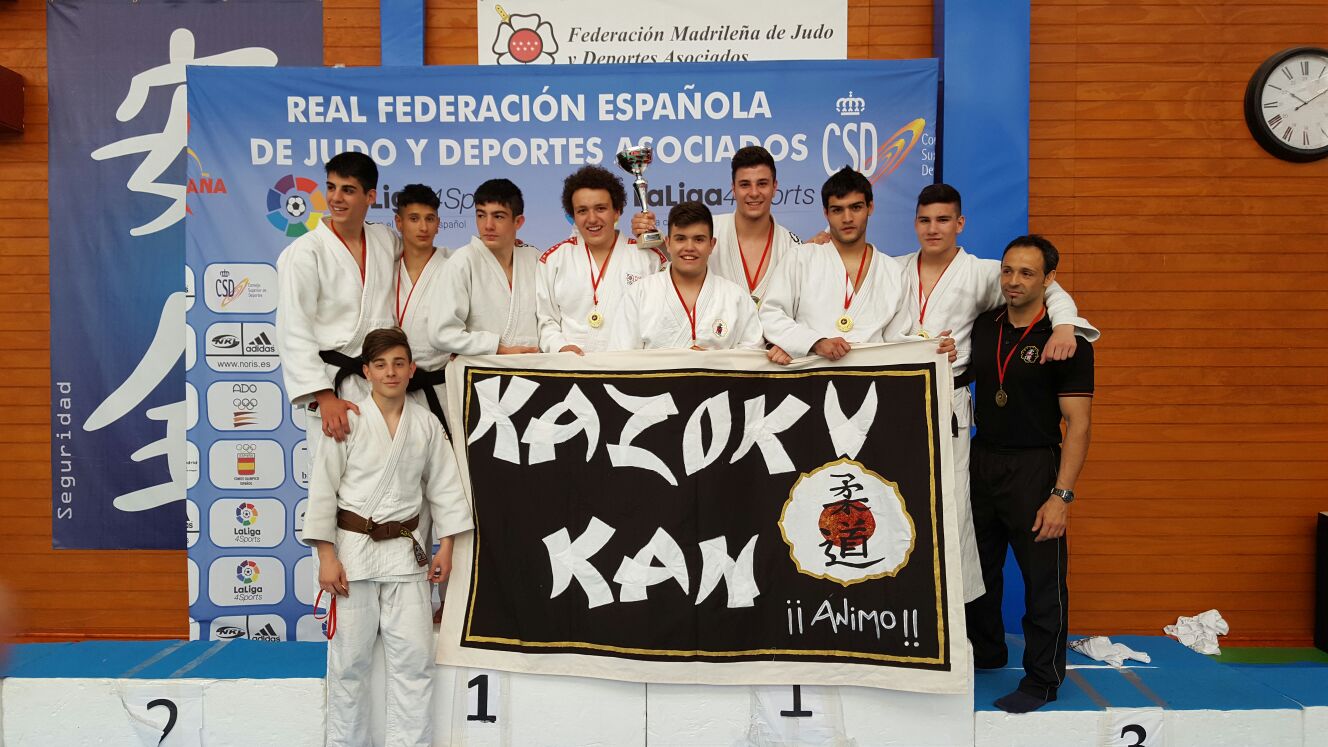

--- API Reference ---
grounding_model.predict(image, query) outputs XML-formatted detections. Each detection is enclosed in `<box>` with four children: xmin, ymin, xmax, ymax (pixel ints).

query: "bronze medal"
<box><xmin>995</xmin><ymin>388</ymin><xmax>1008</xmax><ymax>407</ymax></box>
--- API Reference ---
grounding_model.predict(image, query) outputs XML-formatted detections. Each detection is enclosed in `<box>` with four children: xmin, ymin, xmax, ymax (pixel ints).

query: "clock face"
<box><xmin>1246</xmin><ymin>47</ymin><xmax>1328</xmax><ymax>162</ymax></box>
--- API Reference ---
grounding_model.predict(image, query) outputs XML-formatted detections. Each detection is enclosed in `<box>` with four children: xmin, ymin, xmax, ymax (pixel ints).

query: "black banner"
<box><xmin>441</xmin><ymin>346</ymin><xmax>963</xmax><ymax>692</ymax></box>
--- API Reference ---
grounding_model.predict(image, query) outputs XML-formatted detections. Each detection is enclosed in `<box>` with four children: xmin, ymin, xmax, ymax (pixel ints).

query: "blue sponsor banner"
<box><xmin>47</xmin><ymin>1</ymin><xmax>321</xmax><ymax>550</ymax></box>
<box><xmin>185</xmin><ymin>59</ymin><xmax>937</xmax><ymax>638</ymax></box>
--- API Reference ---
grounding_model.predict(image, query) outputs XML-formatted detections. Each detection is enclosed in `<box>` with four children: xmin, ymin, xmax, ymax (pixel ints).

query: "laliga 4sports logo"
<box><xmin>235</xmin><ymin>502</ymin><xmax>259</xmax><ymax>526</ymax></box>
<box><xmin>236</xmin><ymin>559</ymin><xmax>260</xmax><ymax>585</ymax></box>
<box><xmin>491</xmin><ymin>4</ymin><xmax>558</xmax><ymax>65</ymax></box>
<box><xmin>822</xmin><ymin>90</ymin><xmax>928</xmax><ymax>184</ymax></box>
<box><xmin>266</xmin><ymin>174</ymin><xmax>327</xmax><ymax>237</ymax></box>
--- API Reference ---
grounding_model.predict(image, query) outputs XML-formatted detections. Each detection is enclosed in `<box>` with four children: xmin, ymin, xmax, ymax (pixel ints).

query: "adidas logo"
<box><xmin>250</xmin><ymin>622</ymin><xmax>281</xmax><ymax>641</ymax></box>
<box><xmin>246</xmin><ymin>331</ymin><xmax>276</xmax><ymax>354</ymax></box>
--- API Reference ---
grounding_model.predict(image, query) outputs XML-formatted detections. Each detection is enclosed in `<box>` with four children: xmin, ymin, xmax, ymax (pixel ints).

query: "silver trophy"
<box><xmin>616</xmin><ymin>144</ymin><xmax>665</xmax><ymax>249</ymax></box>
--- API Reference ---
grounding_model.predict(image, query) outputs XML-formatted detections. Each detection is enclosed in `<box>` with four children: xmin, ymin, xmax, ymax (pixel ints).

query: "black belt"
<box><xmin>318</xmin><ymin>350</ymin><xmax>364</xmax><ymax>398</ymax></box>
<box><xmin>950</xmin><ymin>370</ymin><xmax>974</xmax><ymax>438</ymax></box>
<box><xmin>407</xmin><ymin>366</ymin><xmax>450</xmax><ymax>437</ymax></box>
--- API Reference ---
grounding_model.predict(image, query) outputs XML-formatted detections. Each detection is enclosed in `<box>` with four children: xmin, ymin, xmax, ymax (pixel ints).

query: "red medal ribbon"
<box><xmin>917</xmin><ymin>253</ymin><xmax>957</xmax><ymax>328</ymax></box>
<box><xmin>585</xmin><ymin>241</ymin><xmax>617</xmax><ymax>307</ymax></box>
<box><xmin>995</xmin><ymin>305</ymin><xmax>1047</xmax><ymax>392</ymax></box>
<box><xmin>313</xmin><ymin>590</ymin><xmax>337</xmax><ymax>640</ymax></box>
<box><xmin>395</xmin><ymin>251</ymin><xmax>435</xmax><ymax>327</ymax></box>
<box><xmin>328</xmin><ymin>221</ymin><xmax>367</xmax><ymax>284</ymax></box>
<box><xmin>671</xmin><ymin>274</ymin><xmax>698</xmax><ymax>343</ymax></box>
<box><xmin>738</xmin><ymin>221</ymin><xmax>775</xmax><ymax>293</ymax></box>
<box><xmin>843</xmin><ymin>245</ymin><xmax>872</xmax><ymax>313</ymax></box>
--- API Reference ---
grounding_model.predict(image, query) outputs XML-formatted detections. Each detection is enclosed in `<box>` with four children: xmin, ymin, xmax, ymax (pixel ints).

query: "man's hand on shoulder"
<box><xmin>806</xmin><ymin>230</ymin><xmax>832</xmax><ymax>245</ymax></box>
<box><xmin>314</xmin><ymin>389</ymin><xmax>359</xmax><ymax>442</ymax></box>
<box><xmin>1042</xmin><ymin>324</ymin><xmax>1078</xmax><ymax>363</ymax></box>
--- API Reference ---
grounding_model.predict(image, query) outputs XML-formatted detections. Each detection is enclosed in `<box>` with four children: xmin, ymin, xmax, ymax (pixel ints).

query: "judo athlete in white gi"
<box><xmin>631</xmin><ymin>145</ymin><xmax>823</xmax><ymax>306</ymax></box>
<box><xmin>276</xmin><ymin>152</ymin><xmax>397</xmax><ymax>458</ymax></box>
<box><xmin>305</xmin><ymin>328</ymin><xmax>473</xmax><ymax>747</ymax></box>
<box><xmin>896</xmin><ymin>184</ymin><xmax>1100</xmax><ymax>604</ymax></box>
<box><xmin>390</xmin><ymin>184</ymin><xmax>457</xmax><ymax>424</ymax></box>
<box><xmin>538</xmin><ymin>165</ymin><xmax>668</xmax><ymax>354</ymax></box>
<box><xmin>761</xmin><ymin>167</ymin><xmax>956</xmax><ymax>365</ymax></box>
<box><xmin>432</xmin><ymin>178</ymin><xmax>541</xmax><ymax>356</ymax></box>
<box><xmin>612</xmin><ymin>201</ymin><xmax>764</xmax><ymax>351</ymax></box>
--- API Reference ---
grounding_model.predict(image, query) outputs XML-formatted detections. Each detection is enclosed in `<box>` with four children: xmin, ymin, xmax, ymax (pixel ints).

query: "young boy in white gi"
<box><xmin>612</xmin><ymin>201</ymin><xmax>763</xmax><ymax>351</ymax></box>
<box><xmin>276</xmin><ymin>152</ymin><xmax>397</xmax><ymax>456</ymax></box>
<box><xmin>631</xmin><ymin>146</ymin><xmax>808</xmax><ymax>306</ymax></box>
<box><xmin>895</xmin><ymin>183</ymin><xmax>1099</xmax><ymax>604</ymax></box>
<box><xmin>760</xmin><ymin>167</ymin><xmax>955</xmax><ymax>364</ymax></box>
<box><xmin>304</xmin><ymin>327</ymin><xmax>472</xmax><ymax>747</ymax></box>
<box><xmin>432</xmin><ymin>178</ymin><xmax>541</xmax><ymax>356</ymax></box>
<box><xmin>390</xmin><ymin>184</ymin><xmax>454</xmax><ymax>424</ymax></box>
<box><xmin>539</xmin><ymin>164</ymin><xmax>668</xmax><ymax>354</ymax></box>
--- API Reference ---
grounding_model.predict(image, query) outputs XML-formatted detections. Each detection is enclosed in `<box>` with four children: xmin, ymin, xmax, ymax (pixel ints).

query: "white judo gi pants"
<box><xmin>952</xmin><ymin>386</ymin><xmax>986</xmax><ymax>604</ymax></box>
<box><xmin>326</xmin><ymin>577</ymin><xmax>435</xmax><ymax>747</ymax></box>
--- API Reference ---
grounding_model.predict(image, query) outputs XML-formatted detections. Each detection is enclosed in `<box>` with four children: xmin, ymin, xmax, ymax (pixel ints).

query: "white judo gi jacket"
<box><xmin>611</xmin><ymin>270</ymin><xmax>765</xmax><ymax>351</ymax></box>
<box><xmin>536</xmin><ymin>230</ymin><xmax>668</xmax><ymax>353</ymax></box>
<box><xmin>431</xmin><ymin>236</ymin><xmax>540</xmax><ymax>356</ymax></box>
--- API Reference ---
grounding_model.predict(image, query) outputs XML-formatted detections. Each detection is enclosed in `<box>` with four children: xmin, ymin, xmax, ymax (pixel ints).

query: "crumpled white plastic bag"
<box><xmin>1067</xmin><ymin>635</ymin><xmax>1153</xmax><ymax>667</ymax></box>
<box><xmin>1164</xmin><ymin>609</ymin><xmax>1229</xmax><ymax>655</ymax></box>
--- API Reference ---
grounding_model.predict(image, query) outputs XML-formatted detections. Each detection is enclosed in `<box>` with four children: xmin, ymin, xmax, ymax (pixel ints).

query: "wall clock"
<box><xmin>1244</xmin><ymin>46</ymin><xmax>1328</xmax><ymax>162</ymax></box>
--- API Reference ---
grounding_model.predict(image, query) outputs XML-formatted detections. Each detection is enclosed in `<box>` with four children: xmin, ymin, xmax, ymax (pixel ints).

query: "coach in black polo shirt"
<box><xmin>966</xmin><ymin>234</ymin><xmax>1094</xmax><ymax>714</ymax></box>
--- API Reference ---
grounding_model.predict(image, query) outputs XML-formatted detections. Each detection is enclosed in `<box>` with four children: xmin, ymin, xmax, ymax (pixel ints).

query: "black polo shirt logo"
<box><xmin>1019</xmin><ymin>345</ymin><xmax>1040</xmax><ymax>364</ymax></box>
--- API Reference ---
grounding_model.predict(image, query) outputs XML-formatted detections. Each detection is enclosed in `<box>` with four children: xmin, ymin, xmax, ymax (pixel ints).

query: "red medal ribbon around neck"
<box><xmin>995</xmin><ymin>306</ymin><xmax>1047</xmax><ymax>392</ymax></box>
<box><xmin>671</xmin><ymin>274</ymin><xmax>698</xmax><ymax>343</ymax></box>
<box><xmin>394</xmin><ymin>251</ymin><xmax>435</xmax><ymax>327</ymax></box>
<box><xmin>585</xmin><ymin>242</ymin><xmax>617</xmax><ymax>307</ymax></box>
<box><xmin>738</xmin><ymin>222</ymin><xmax>775</xmax><ymax>293</ymax></box>
<box><xmin>917</xmin><ymin>253</ymin><xmax>957</xmax><ymax>328</ymax></box>
<box><xmin>843</xmin><ymin>245</ymin><xmax>872</xmax><ymax>313</ymax></box>
<box><xmin>328</xmin><ymin>221</ymin><xmax>366</xmax><ymax>284</ymax></box>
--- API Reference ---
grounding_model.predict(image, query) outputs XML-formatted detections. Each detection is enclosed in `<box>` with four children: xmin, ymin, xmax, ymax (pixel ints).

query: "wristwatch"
<box><xmin>1051</xmin><ymin>488</ymin><xmax>1075</xmax><ymax>503</ymax></box>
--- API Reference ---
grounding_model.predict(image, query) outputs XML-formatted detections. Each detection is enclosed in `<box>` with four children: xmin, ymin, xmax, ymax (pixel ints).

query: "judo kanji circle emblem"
<box><xmin>779</xmin><ymin>459</ymin><xmax>915</xmax><ymax>586</ymax></box>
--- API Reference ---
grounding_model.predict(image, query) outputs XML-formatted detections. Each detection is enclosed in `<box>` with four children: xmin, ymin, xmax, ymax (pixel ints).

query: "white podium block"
<box><xmin>1</xmin><ymin>678</ymin><xmax>323</xmax><ymax>747</ymax></box>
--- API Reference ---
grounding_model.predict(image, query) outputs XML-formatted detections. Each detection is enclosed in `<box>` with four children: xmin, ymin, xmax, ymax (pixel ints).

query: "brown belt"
<box><xmin>337</xmin><ymin>509</ymin><xmax>428</xmax><ymax>567</ymax></box>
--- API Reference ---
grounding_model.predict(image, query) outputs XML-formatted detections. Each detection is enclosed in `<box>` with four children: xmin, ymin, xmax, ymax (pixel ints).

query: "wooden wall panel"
<box><xmin>3</xmin><ymin>0</ymin><xmax>1318</xmax><ymax>647</ymax></box>
<box><xmin>1029</xmin><ymin>1</ymin><xmax>1327</xmax><ymax>645</ymax></box>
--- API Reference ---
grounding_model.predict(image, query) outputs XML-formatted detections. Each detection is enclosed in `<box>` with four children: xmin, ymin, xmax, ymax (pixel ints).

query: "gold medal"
<box><xmin>751</xmin><ymin>294</ymin><xmax>761</xmax><ymax>308</ymax></box>
<box><xmin>995</xmin><ymin>389</ymin><xmax>1008</xmax><ymax>407</ymax></box>
<box><xmin>916</xmin><ymin>328</ymin><xmax>931</xmax><ymax>339</ymax></box>
<box><xmin>588</xmin><ymin>310</ymin><xmax>604</xmax><ymax>328</ymax></box>
<box><xmin>836</xmin><ymin>314</ymin><xmax>854</xmax><ymax>333</ymax></box>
